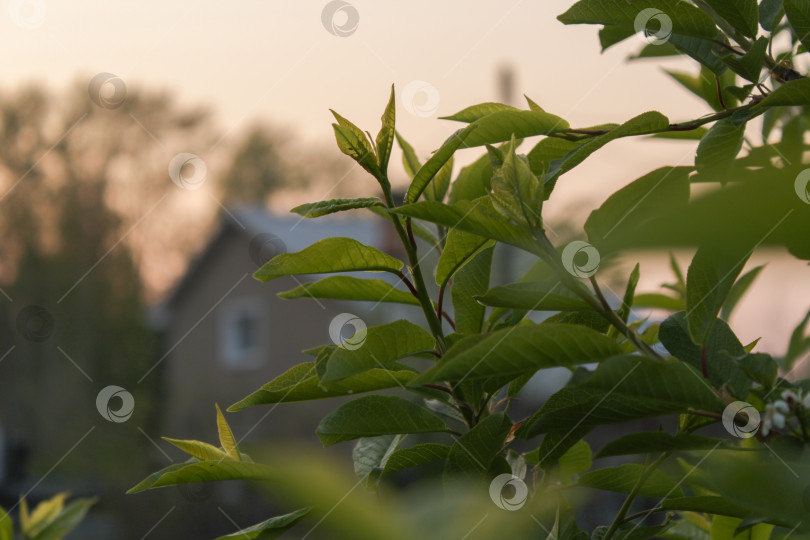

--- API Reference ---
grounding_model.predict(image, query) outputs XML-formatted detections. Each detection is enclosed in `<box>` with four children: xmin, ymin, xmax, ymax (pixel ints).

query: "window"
<box><xmin>218</xmin><ymin>297</ymin><xmax>268</xmax><ymax>370</ymax></box>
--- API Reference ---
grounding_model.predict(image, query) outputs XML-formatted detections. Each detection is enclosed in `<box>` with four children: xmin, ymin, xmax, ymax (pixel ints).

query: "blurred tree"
<box><xmin>220</xmin><ymin>125</ymin><xmax>289</xmax><ymax>205</ymax></box>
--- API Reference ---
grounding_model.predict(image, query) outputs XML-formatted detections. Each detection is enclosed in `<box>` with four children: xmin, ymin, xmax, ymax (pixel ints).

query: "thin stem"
<box><xmin>383</xmin><ymin>186</ymin><xmax>446</xmax><ymax>352</ymax></box>
<box><xmin>687</xmin><ymin>409</ymin><xmax>722</xmax><ymax>420</ymax></box>
<box><xmin>424</xmin><ymin>383</ymin><xmax>453</xmax><ymax>394</ymax></box>
<box><xmin>602</xmin><ymin>452</ymin><xmax>670</xmax><ymax>540</ymax></box>
<box><xmin>587</xmin><ymin>275</ymin><xmax>663</xmax><ymax>360</ymax></box>
<box><xmin>441</xmin><ymin>311</ymin><xmax>456</xmax><ymax>331</ymax></box>
<box><xmin>395</xmin><ymin>270</ymin><xmax>419</xmax><ymax>298</ymax></box>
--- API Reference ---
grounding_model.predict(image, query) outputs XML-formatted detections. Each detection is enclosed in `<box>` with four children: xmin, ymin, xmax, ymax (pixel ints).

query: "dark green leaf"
<box><xmin>694</xmin><ymin>119</ymin><xmax>746</xmax><ymax>181</ymax></box>
<box><xmin>595</xmin><ymin>432</ymin><xmax>727</xmax><ymax>458</ymax></box>
<box><xmin>578</xmin><ymin>464</ymin><xmax>684</xmax><ymax>498</ymax></box>
<box><xmin>702</xmin><ymin>0</ymin><xmax>758</xmax><ymax>38</ymax></box>
<box><xmin>451</xmin><ymin>245</ymin><xmax>493</xmax><ymax>335</ymax></box>
<box><xmin>321</xmin><ymin>319</ymin><xmax>435</xmax><ymax>383</ymax></box>
<box><xmin>278</xmin><ymin>276</ymin><xmax>419</xmax><ymax>305</ymax></box>
<box><xmin>444</xmin><ymin>413</ymin><xmax>512</xmax><ymax>481</ymax></box>
<box><xmin>380</xmin><ymin>443</ymin><xmax>450</xmax><ymax>478</ymax></box>
<box><xmin>215</xmin><ymin>508</ymin><xmax>312</xmax><ymax>540</ymax></box>
<box><xmin>441</xmin><ymin>103</ymin><xmax>519</xmax><ymax>123</ymax></box>
<box><xmin>518</xmin><ymin>355</ymin><xmax>722</xmax><ymax>439</ymax></box>
<box><xmin>228</xmin><ymin>362</ymin><xmax>418</xmax><ymax>410</ymax></box>
<box><xmin>315</xmin><ymin>396</ymin><xmax>447</xmax><ymax>446</ymax></box>
<box><xmin>291</xmin><ymin>198</ymin><xmax>382</xmax><ymax>218</ymax></box>
<box><xmin>720</xmin><ymin>264</ymin><xmax>764</xmax><ymax>320</ymax></box>
<box><xmin>435</xmin><ymin>229</ymin><xmax>493</xmax><ymax>287</ymax></box>
<box><xmin>475</xmin><ymin>280</ymin><xmax>594</xmax><ymax>312</ymax></box>
<box><xmin>254</xmin><ymin>237</ymin><xmax>403</xmax><ymax>282</ymax></box>
<box><xmin>412</xmin><ymin>323</ymin><xmax>622</xmax><ymax>383</ymax></box>
<box><xmin>785</xmin><ymin>0</ymin><xmax>810</xmax><ymax>52</ymax></box>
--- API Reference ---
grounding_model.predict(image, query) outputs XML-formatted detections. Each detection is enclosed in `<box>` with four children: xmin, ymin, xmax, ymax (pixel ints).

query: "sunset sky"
<box><xmin>3</xmin><ymin>0</ymin><xmax>809</xmax><ymax>358</ymax></box>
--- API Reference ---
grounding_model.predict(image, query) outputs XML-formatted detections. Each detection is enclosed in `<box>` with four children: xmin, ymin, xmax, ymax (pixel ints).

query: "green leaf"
<box><xmin>661</xmin><ymin>496</ymin><xmax>769</xmax><ymax>520</ymax></box>
<box><xmin>759</xmin><ymin>0</ymin><xmax>784</xmax><ymax>31</ymax></box>
<box><xmin>278</xmin><ymin>276</ymin><xmax>419</xmax><ymax>305</ymax></box>
<box><xmin>599</xmin><ymin>25</ymin><xmax>636</xmax><ymax>51</ymax></box>
<box><xmin>376</xmin><ymin>85</ymin><xmax>396</xmax><ymax>173</ymax></box>
<box><xmin>783</xmin><ymin>309</ymin><xmax>810</xmax><ymax>371</ymax></box>
<box><xmin>633</xmin><ymin>293</ymin><xmax>684</xmax><ymax>311</ymax></box>
<box><xmin>686</xmin><ymin>244</ymin><xmax>751</xmax><ymax>344</ymax></box>
<box><xmin>254</xmin><ymin>237</ymin><xmax>403</xmax><ymax>282</ymax></box>
<box><xmin>461</xmin><ymin>109</ymin><xmax>569</xmax><ymax>148</ymax></box>
<box><xmin>215</xmin><ymin>403</ymin><xmax>240</xmax><ymax>461</ymax></box>
<box><xmin>0</xmin><ymin>508</ymin><xmax>10</xmax><ymax>540</ymax></box>
<box><xmin>128</xmin><ymin>461</ymin><xmax>275</xmax><ymax>493</ymax></box>
<box><xmin>353</xmin><ymin>435</ymin><xmax>401</xmax><ymax>486</ymax></box>
<box><xmin>28</xmin><ymin>498</ymin><xmax>97</xmax><ymax>540</ymax></box>
<box><xmin>451</xmin><ymin>245</ymin><xmax>493</xmax><ymax>335</ymax></box>
<box><xmin>545</xmin><ymin>112</ymin><xmax>670</xmax><ymax>191</ymax></box>
<box><xmin>595</xmin><ymin>432</ymin><xmax>727</xmax><ymax>458</ymax></box>
<box><xmin>578</xmin><ymin>464</ymin><xmax>684</xmax><ymax>498</ymax></box>
<box><xmin>380</xmin><ymin>443</ymin><xmax>451</xmax><ymax>478</ymax></box>
<box><xmin>291</xmin><ymin>197</ymin><xmax>383</xmax><ymax>218</ymax></box>
<box><xmin>424</xmin><ymin>155</ymin><xmax>453</xmax><ymax>202</ymax></box>
<box><xmin>441</xmin><ymin>102</ymin><xmax>519</xmax><ymax>123</ymax></box>
<box><xmin>517</xmin><ymin>355</ymin><xmax>722</xmax><ymax>439</ymax></box>
<box><xmin>694</xmin><ymin>119</ymin><xmax>746</xmax><ymax>181</ymax></box>
<box><xmin>321</xmin><ymin>319</ymin><xmax>435</xmax><ymax>383</ymax></box>
<box><xmin>163</xmin><ymin>437</ymin><xmax>228</xmax><ymax>461</ymax></box>
<box><xmin>24</xmin><ymin>494</ymin><xmax>66</xmax><ymax>536</ymax></box>
<box><xmin>315</xmin><ymin>396</ymin><xmax>447</xmax><ymax>446</ymax></box>
<box><xmin>475</xmin><ymin>280</ymin><xmax>594</xmax><ymax>312</ymax></box>
<box><xmin>757</xmin><ymin>78</ymin><xmax>810</xmax><ymax>107</ymax></box>
<box><xmin>392</xmin><ymin>198</ymin><xmax>540</xmax><ymax>255</ymax></box>
<box><xmin>702</xmin><ymin>0</ymin><xmax>758</xmax><ymax>38</ymax></box>
<box><xmin>435</xmin><ymin>229</ymin><xmax>493</xmax><ymax>288</ymax></box>
<box><xmin>444</xmin><ymin>413</ymin><xmax>512</xmax><ymax>481</ymax></box>
<box><xmin>406</xmin><ymin>124</ymin><xmax>478</xmax><ymax>203</ymax></box>
<box><xmin>490</xmin><ymin>136</ymin><xmax>543</xmax><ymax>226</ymax></box>
<box><xmin>558</xmin><ymin>0</ymin><xmax>719</xmax><ymax>40</ymax></box>
<box><xmin>558</xmin><ymin>440</ymin><xmax>592</xmax><ymax>484</ymax></box>
<box><xmin>785</xmin><ymin>0</ymin><xmax>810</xmax><ymax>52</ymax></box>
<box><xmin>331</xmin><ymin>115</ymin><xmax>381</xmax><ymax>180</ymax></box>
<box><xmin>659</xmin><ymin>311</ymin><xmax>752</xmax><ymax>397</ymax></box>
<box><xmin>447</xmin><ymin>150</ymin><xmax>494</xmax><ymax>203</ymax></box>
<box><xmin>215</xmin><ymin>508</ymin><xmax>312</xmax><ymax>540</ymax></box>
<box><xmin>412</xmin><ymin>323</ymin><xmax>622</xmax><ymax>383</ymax></box>
<box><xmin>617</xmin><ymin>264</ymin><xmax>640</xmax><ymax>324</ymax></box>
<box><xmin>527</xmin><ymin>137</ymin><xmax>581</xmax><ymax>181</ymax></box>
<box><xmin>395</xmin><ymin>131</ymin><xmax>421</xmax><ymax>179</ymax></box>
<box><xmin>228</xmin><ymin>362</ymin><xmax>417</xmax><ymax>410</ymax></box>
<box><xmin>585</xmin><ymin>167</ymin><xmax>691</xmax><ymax>249</ymax></box>
<box><xmin>720</xmin><ymin>264</ymin><xmax>764</xmax><ymax>320</ymax></box>
<box><xmin>722</xmin><ymin>37</ymin><xmax>768</xmax><ymax>83</ymax></box>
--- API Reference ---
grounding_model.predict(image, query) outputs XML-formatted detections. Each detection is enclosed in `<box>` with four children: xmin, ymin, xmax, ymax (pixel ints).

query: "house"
<box><xmin>150</xmin><ymin>206</ymin><xmax>422</xmax><ymax>446</ymax></box>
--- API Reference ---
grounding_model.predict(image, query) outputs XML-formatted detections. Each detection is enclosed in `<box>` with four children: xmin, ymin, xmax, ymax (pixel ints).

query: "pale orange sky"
<box><xmin>4</xmin><ymin>0</ymin><xmax>810</xmax><ymax>356</ymax></box>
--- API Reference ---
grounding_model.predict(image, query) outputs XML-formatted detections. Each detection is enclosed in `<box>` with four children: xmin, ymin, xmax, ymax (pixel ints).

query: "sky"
<box><xmin>3</xmin><ymin>0</ymin><xmax>810</xmax><ymax>357</ymax></box>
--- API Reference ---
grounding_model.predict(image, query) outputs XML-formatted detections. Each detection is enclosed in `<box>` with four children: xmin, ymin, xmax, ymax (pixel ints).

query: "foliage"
<box><xmin>133</xmin><ymin>2</ymin><xmax>810</xmax><ymax>538</ymax></box>
<box><xmin>0</xmin><ymin>493</ymin><xmax>95</xmax><ymax>540</ymax></box>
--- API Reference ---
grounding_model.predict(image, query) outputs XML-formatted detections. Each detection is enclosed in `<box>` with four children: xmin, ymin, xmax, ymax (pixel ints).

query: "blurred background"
<box><xmin>0</xmin><ymin>0</ymin><xmax>808</xmax><ymax>538</ymax></box>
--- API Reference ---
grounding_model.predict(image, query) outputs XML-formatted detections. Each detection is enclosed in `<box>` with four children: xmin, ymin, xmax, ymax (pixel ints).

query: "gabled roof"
<box><xmin>150</xmin><ymin>205</ymin><xmax>385</xmax><ymax>329</ymax></box>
